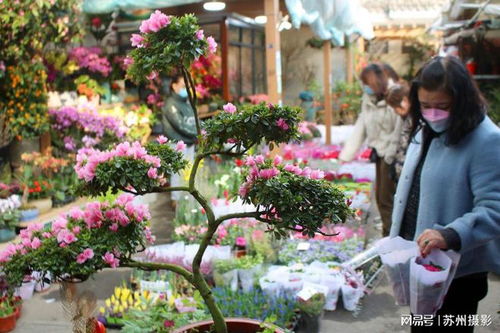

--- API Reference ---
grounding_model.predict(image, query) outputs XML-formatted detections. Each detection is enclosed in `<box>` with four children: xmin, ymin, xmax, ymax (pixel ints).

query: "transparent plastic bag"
<box><xmin>259</xmin><ymin>276</ymin><xmax>282</xmax><ymax>298</ymax></box>
<box><xmin>320</xmin><ymin>274</ymin><xmax>343</xmax><ymax>311</ymax></box>
<box><xmin>409</xmin><ymin>249</ymin><xmax>459</xmax><ymax>315</ymax></box>
<box><xmin>214</xmin><ymin>269</ymin><xmax>238</xmax><ymax>291</ymax></box>
<box><xmin>238</xmin><ymin>264</ymin><xmax>262</xmax><ymax>292</ymax></box>
<box><xmin>376</xmin><ymin>237</ymin><xmax>419</xmax><ymax>305</ymax></box>
<box><xmin>341</xmin><ymin>283</ymin><xmax>363</xmax><ymax>311</ymax></box>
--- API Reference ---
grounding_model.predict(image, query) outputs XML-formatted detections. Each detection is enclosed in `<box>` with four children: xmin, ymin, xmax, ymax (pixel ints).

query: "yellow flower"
<box><xmin>105</xmin><ymin>299</ymin><xmax>111</xmax><ymax>308</ymax></box>
<box><xmin>110</xmin><ymin>295</ymin><xmax>116</xmax><ymax>303</ymax></box>
<box><xmin>114</xmin><ymin>287</ymin><xmax>121</xmax><ymax>299</ymax></box>
<box><xmin>99</xmin><ymin>307</ymin><xmax>105</xmax><ymax>314</ymax></box>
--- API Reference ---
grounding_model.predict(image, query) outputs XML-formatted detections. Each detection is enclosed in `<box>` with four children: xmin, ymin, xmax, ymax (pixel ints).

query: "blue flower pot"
<box><xmin>20</xmin><ymin>208</ymin><xmax>39</xmax><ymax>222</ymax></box>
<box><xmin>0</xmin><ymin>228</ymin><xmax>16</xmax><ymax>242</ymax></box>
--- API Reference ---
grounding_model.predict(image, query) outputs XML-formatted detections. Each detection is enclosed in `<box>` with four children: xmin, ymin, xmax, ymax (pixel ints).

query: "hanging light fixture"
<box><xmin>203</xmin><ymin>1</ymin><xmax>226</xmax><ymax>11</ymax></box>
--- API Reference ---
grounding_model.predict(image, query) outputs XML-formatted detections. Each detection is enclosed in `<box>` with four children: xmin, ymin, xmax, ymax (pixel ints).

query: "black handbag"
<box><xmin>369</xmin><ymin>148</ymin><xmax>378</xmax><ymax>163</ymax></box>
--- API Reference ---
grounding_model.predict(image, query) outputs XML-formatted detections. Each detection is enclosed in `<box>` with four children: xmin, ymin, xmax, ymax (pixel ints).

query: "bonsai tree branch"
<box><xmin>180</xmin><ymin>66</ymin><xmax>201</xmax><ymax>135</ymax></box>
<box><xmin>123</xmin><ymin>260</ymin><xmax>194</xmax><ymax>284</ymax></box>
<box><xmin>214</xmin><ymin>211</ymin><xmax>266</xmax><ymax>226</ymax></box>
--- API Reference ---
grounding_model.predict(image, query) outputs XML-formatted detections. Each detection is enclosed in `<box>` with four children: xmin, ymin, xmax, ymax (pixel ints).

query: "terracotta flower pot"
<box><xmin>174</xmin><ymin>318</ymin><xmax>285</xmax><ymax>333</ymax></box>
<box><xmin>29</xmin><ymin>198</ymin><xmax>52</xmax><ymax>214</ymax></box>
<box><xmin>14</xmin><ymin>305</ymin><xmax>21</xmax><ymax>320</ymax></box>
<box><xmin>0</xmin><ymin>312</ymin><xmax>16</xmax><ymax>333</ymax></box>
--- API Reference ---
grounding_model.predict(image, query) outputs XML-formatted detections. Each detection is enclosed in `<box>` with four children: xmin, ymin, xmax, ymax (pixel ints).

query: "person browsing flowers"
<box><xmin>390</xmin><ymin>56</ymin><xmax>500</xmax><ymax>332</ymax></box>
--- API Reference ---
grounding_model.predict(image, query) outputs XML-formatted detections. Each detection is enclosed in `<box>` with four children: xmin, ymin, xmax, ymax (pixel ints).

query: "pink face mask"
<box><xmin>421</xmin><ymin>108</ymin><xmax>449</xmax><ymax>122</ymax></box>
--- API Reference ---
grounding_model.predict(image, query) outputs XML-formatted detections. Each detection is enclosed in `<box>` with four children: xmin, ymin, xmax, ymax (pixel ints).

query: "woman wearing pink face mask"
<box><xmin>390</xmin><ymin>56</ymin><xmax>500</xmax><ymax>332</ymax></box>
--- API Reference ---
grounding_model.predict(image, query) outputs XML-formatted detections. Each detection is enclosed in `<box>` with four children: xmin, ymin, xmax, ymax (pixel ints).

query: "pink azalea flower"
<box><xmin>238</xmin><ymin>184</ymin><xmax>249</xmax><ymax>197</ymax></box>
<box><xmin>254</xmin><ymin>155</ymin><xmax>265</xmax><ymax>165</ymax></box>
<box><xmin>140</xmin><ymin>10</ymin><xmax>170</xmax><ymax>33</ymax></box>
<box><xmin>147</xmin><ymin>167</ymin><xmax>158</xmax><ymax>179</ymax></box>
<box><xmin>68</xmin><ymin>207</ymin><xmax>85</xmax><ymax>220</ymax></box>
<box><xmin>223</xmin><ymin>102</ymin><xmax>236</xmax><ymax>114</ymax></box>
<box><xmin>123</xmin><ymin>56</ymin><xmax>134</xmax><ymax>66</ymax></box>
<box><xmin>302</xmin><ymin>167</ymin><xmax>312</xmax><ymax>178</ymax></box>
<box><xmin>57</xmin><ymin>230</ymin><xmax>77</xmax><ymax>245</ymax></box>
<box><xmin>176</xmin><ymin>141</ymin><xmax>186</xmax><ymax>151</ymax></box>
<box><xmin>27</xmin><ymin>223</ymin><xmax>43</xmax><ymax>232</ymax></box>
<box><xmin>284</xmin><ymin>164</ymin><xmax>295</xmax><ymax>172</ymax></box>
<box><xmin>259</xmin><ymin>168</ymin><xmax>280</xmax><ymax>179</ymax></box>
<box><xmin>292</xmin><ymin>166</ymin><xmax>303</xmax><ymax>175</ymax></box>
<box><xmin>157</xmin><ymin>135</ymin><xmax>168</xmax><ymax>144</ymax></box>
<box><xmin>109</xmin><ymin>223</ymin><xmax>119</xmax><ymax>232</ymax></box>
<box><xmin>207</xmin><ymin>36</ymin><xmax>217</xmax><ymax>54</ymax></box>
<box><xmin>72</xmin><ymin>226</ymin><xmax>81</xmax><ymax>235</ymax></box>
<box><xmin>144</xmin><ymin>226</ymin><xmax>156</xmax><ymax>243</ymax></box>
<box><xmin>217</xmin><ymin>227</ymin><xmax>227</xmax><ymax>239</ymax></box>
<box><xmin>227</xmin><ymin>138</ymin><xmax>238</xmax><ymax>144</ymax></box>
<box><xmin>310</xmin><ymin>169</ymin><xmax>325</xmax><ymax>180</ymax></box>
<box><xmin>146</xmin><ymin>71</ymin><xmax>158</xmax><ymax>81</ymax></box>
<box><xmin>76</xmin><ymin>248</ymin><xmax>94</xmax><ymax>264</ymax></box>
<box><xmin>130</xmin><ymin>34</ymin><xmax>145</xmax><ymax>48</ymax></box>
<box><xmin>273</xmin><ymin>155</ymin><xmax>283</xmax><ymax>166</ymax></box>
<box><xmin>245</xmin><ymin>156</ymin><xmax>256</xmax><ymax>166</ymax></box>
<box><xmin>195</xmin><ymin>29</ymin><xmax>204</xmax><ymax>40</ymax></box>
<box><xmin>103</xmin><ymin>252</ymin><xmax>120</xmax><ymax>268</ymax></box>
<box><xmin>116</xmin><ymin>193</ymin><xmax>134</xmax><ymax>206</ymax></box>
<box><xmin>235</xmin><ymin>237</ymin><xmax>246</xmax><ymax>247</ymax></box>
<box><xmin>276</xmin><ymin>118</ymin><xmax>289</xmax><ymax>131</ymax></box>
<box><xmin>42</xmin><ymin>232</ymin><xmax>52</xmax><ymax>239</ymax></box>
<box><xmin>52</xmin><ymin>217</ymin><xmax>68</xmax><ymax>233</ymax></box>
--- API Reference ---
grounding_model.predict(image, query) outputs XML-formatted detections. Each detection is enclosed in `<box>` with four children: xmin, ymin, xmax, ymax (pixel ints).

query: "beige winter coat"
<box><xmin>339</xmin><ymin>94</ymin><xmax>402</xmax><ymax>164</ymax></box>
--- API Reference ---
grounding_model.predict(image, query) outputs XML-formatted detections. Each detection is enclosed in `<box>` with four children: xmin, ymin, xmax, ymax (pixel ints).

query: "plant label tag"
<box><xmin>297</xmin><ymin>286</ymin><xmax>318</xmax><ymax>301</ymax></box>
<box><xmin>297</xmin><ymin>242</ymin><xmax>310</xmax><ymax>251</ymax></box>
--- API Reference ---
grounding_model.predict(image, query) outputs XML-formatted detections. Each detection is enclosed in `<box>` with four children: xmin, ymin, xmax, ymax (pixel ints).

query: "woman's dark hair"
<box><xmin>360</xmin><ymin>63</ymin><xmax>388</xmax><ymax>100</ymax></box>
<box><xmin>381</xmin><ymin>63</ymin><xmax>400</xmax><ymax>83</ymax></box>
<box><xmin>409</xmin><ymin>56</ymin><xmax>486</xmax><ymax>145</ymax></box>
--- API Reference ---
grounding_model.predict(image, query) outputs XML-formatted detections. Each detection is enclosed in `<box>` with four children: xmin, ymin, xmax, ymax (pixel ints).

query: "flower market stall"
<box><xmin>0</xmin><ymin>3</ymin><xmax>383</xmax><ymax>333</ymax></box>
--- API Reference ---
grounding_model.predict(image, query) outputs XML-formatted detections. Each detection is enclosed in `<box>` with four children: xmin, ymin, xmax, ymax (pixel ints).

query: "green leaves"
<box><xmin>127</xmin><ymin>14</ymin><xmax>208</xmax><ymax>83</ymax></box>
<box><xmin>200</xmin><ymin>103</ymin><xmax>301</xmax><ymax>153</ymax></box>
<box><xmin>241</xmin><ymin>164</ymin><xmax>353</xmax><ymax>238</ymax></box>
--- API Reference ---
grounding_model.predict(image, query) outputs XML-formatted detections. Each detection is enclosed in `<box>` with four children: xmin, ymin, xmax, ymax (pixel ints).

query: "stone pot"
<box><xmin>0</xmin><ymin>228</ymin><xmax>16</xmax><ymax>243</ymax></box>
<box><xmin>29</xmin><ymin>197</ymin><xmax>52</xmax><ymax>214</ymax></box>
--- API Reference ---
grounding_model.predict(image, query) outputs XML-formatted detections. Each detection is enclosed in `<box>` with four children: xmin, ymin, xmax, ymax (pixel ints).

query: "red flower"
<box><xmin>235</xmin><ymin>159</ymin><xmax>244</xmax><ymax>167</ymax></box>
<box><xmin>91</xmin><ymin>17</ymin><xmax>102</xmax><ymax>28</ymax></box>
<box><xmin>164</xmin><ymin>320</ymin><xmax>175</xmax><ymax>328</ymax></box>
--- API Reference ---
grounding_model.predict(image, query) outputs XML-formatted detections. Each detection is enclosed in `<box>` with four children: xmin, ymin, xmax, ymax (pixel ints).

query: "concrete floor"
<box><xmin>11</xmin><ymin>193</ymin><xmax>500</xmax><ymax>332</ymax></box>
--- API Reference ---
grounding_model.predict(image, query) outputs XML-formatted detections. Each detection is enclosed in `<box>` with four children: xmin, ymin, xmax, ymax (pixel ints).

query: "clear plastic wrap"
<box><xmin>409</xmin><ymin>250</ymin><xmax>460</xmax><ymax>315</ymax></box>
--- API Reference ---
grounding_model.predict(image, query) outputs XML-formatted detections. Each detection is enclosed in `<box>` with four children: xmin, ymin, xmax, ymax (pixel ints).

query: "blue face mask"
<box><xmin>363</xmin><ymin>85</ymin><xmax>375</xmax><ymax>96</ymax></box>
<box><xmin>177</xmin><ymin>88</ymin><xmax>188</xmax><ymax>99</ymax></box>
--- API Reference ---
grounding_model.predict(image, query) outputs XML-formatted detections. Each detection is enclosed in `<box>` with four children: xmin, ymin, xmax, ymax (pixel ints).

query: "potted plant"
<box><xmin>297</xmin><ymin>293</ymin><xmax>326</xmax><ymax>333</ymax></box>
<box><xmin>213</xmin><ymin>260</ymin><xmax>238</xmax><ymax>292</ymax></box>
<box><xmin>0</xmin><ymin>13</ymin><xmax>352</xmax><ymax>333</ymax></box>
<box><xmin>0</xmin><ymin>296</ymin><xmax>16</xmax><ymax>333</ymax></box>
<box><xmin>235</xmin><ymin>255</ymin><xmax>263</xmax><ymax>292</ymax></box>
<box><xmin>0</xmin><ymin>210</ymin><xmax>19</xmax><ymax>243</ymax></box>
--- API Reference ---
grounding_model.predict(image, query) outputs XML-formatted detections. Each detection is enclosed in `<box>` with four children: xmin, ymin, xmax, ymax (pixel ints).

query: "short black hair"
<box><xmin>169</xmin><ymin>74</ymin><xmax>183</xmax><ymax>92</ymax></box>
<box><xmin>409</xmin><ymin>56</ymin><xmax>486</xmax><ymax>145</ymax></box>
